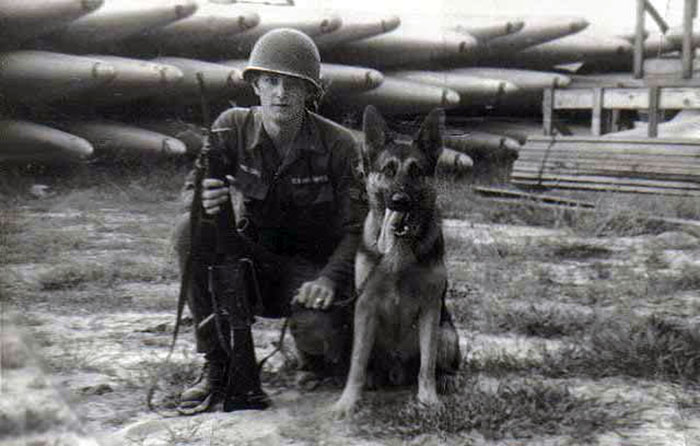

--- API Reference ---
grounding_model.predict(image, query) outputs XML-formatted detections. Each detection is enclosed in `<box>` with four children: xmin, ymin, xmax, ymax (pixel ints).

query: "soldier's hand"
<box><xmin>293</xmin><ymin>276</ymin><xmax>336</xmax><ymax>310</ymax></box>
<box><xmin>201</xmin><ymin>178</ymin><xmax>229</xmax><ymax>215</ymax></box>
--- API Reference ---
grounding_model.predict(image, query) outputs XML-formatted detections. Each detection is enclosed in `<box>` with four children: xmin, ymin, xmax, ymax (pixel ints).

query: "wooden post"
<box><xmin>610</xmin><ymin>109</ymin><xmax>622</xmax><ymax>133</ymax></box>
<box><xmin>682</xmin><ymin>0</ymin><xmax>696</xmax><ymax>79</ymax></box>
<box><xmin>592</xmin><ymin>87</ymin><xmax>604</xmax><ymax>136</ymax></box>
<box><xmin>648</xmin><ymin>86</ymin><xmax>660</xmax><ymax>137</ymax></box>
<box><xmin>543</xmin><ymin>88</ymin><xmax>554</xmax><ymax>135</ymax></box>
<box><xmin>634</xmin><ymin>0</ymin><xmax>646</xmax><ymax>79</ymax></box>
<box><xmin>644</xmin><ymin>0</ymin><xmax>670</xmax><ymax>33</ymax></box>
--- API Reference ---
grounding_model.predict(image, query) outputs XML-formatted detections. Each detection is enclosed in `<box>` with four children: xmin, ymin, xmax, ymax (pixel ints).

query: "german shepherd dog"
<box><xmin>333</xmin><ymin>105</ymin><xmax>461</xmax><ymax>416</ymax></box>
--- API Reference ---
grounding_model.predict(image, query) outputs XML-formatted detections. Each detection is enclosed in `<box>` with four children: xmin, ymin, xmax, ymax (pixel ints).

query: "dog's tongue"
<box><xmin>377</xmin><ymin>209</ymin><xmax>405</xmax><ymax>253</ymax></box>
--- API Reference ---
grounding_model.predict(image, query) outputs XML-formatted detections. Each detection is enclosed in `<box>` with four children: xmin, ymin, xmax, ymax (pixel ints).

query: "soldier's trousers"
<box><xmin>172</xmin><ymin>213</ymin><xmax>353</xmax><ymax>376</ymax></box>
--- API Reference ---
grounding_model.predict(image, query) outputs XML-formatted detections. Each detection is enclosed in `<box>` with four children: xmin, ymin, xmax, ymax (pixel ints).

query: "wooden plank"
<box><xmin>572</xmin><ymin>76</ymin><xmax>700</xmax><ymax>88</ymax></box>
<box><xmin>543</xmin><ymin>88</ymin><xmax>554</xmax><ymax>136</ymax></box>
<box><xmin>511</xmin><ymin>171</ymin><xmax>700</xmax><ymax>189</ymax></box>
<box><xmin>515</xmin><ymin>153</ymin><xmax>700</xmax><ymax>168</ymax></box>
<box><xmin>610</xmin><ymin>109</ymin><xmax>622</xmax><ymax>133</ymax></box>
<box><xmin>518</xmin><ymin>149</ymin><xmax>700</xmax><ymax>160</ymax></box>
<box><xmin>634</xmin><ymin>0</ymin><xmax>645</xmax><ymax>78</ymax></box>
<box><xmin>526</xmin><ymin>134</ymin><xmax>700</xmax><ymax>149</ymax></box>
<box><xmin>518</xmin><ymin>147</ymin><xmax>700</xmax><ymax>159</ymax></box>
<box><xmin>649</xmin><ymin>86</ymin><xmax>660</xmax><ymax>137</ymax></box>
<box><xmin>516</xmin><ymin>160</ymin><xmax>700</xmax><ymax>177</ymax></box>
<box><xmin>521</xmin><ymin>147</ymin><xmax>700</xmax><ymax>159</ymax></box>
<box><xmin>645</xmin><ymin>0</ymin><xmax>670</xmax><ymax>33</ymax></box>
<box><xmin>511</xmin><ymin>179</ymin><xmax>700</xmax><ymax>196</ymax></box>
<box><xmin>472</xmin><ymin>185</ymin><xmax>596</xmax><ymax>208</ymax></box>
<box><xmin>683</xmin><ymin>0</ymin><xmax>695</xmax><ymax>79</ymax></box>
<box><xmin>514</xmin><ymin>159</ymin><xmax>700</xmax><ymax>178</ymax></box>
<box><xmin>513</xmin><ymin>163</ymin><xmax>700</xmax><ymax>182</ymax></box>
<box><xmin>553</xmin><ymin>87</ymin><xmax>700</xmax><ymax>109</ymax></box>
<box><xmin>592</xmin><ymin>87</ymin><xmax>604</xmax><ymax>136</ymax></box>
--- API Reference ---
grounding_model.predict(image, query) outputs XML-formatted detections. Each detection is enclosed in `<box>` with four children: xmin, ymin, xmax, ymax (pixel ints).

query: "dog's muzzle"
<box><xmin>386</xmin><ymin>192</ymin><xmax>411</xmax><ymax>237</ymax></box>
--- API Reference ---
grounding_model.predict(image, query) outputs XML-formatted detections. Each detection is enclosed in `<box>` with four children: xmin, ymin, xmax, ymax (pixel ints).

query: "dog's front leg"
<box><xmin>332</xmin><ymin>293</ymin><xmax>377</xmax><ymax>417</ymax></box>
<box><xmin>417</xmin><ymin>300</ymin><xmax>440</xmax><ymax>406</ymax></box>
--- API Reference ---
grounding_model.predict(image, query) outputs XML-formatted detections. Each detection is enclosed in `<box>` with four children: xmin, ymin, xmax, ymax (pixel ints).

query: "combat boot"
<box><xmin>178</xmin><ymin>352</ymin><xmax>227</xmax><ymax>414</ymax></box>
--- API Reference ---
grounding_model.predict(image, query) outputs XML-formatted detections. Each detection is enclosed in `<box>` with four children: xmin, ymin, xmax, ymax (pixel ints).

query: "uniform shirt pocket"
<box><xmin>290</xmin><ymin>175</ymin><xmax>333</xmax><ymax>206</ymax></box>
<box><xmin>236</xmin><ymin>166</ymin><xmax>269</xmax><ymax>201</ymax></box>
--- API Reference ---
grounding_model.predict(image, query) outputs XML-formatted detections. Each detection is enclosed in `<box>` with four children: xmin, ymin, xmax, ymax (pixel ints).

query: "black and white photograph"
<box><xmin>1</xmin><ymin>0</ymin><xmax>700</xmax><ymax>444</ymax></box>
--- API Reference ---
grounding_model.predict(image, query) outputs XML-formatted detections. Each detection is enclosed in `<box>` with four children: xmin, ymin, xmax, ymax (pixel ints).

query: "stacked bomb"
<box><xmin>0</xmin><ymin>0</ymin><xmax>689</xmax><ymax>165</ymax></box>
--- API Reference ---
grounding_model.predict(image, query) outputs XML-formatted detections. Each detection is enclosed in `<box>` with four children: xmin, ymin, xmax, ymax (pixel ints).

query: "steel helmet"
<box><xmin>242</xmin><ymin>28</ymin><xmax>323</xmax><ymax>96</ymax></box>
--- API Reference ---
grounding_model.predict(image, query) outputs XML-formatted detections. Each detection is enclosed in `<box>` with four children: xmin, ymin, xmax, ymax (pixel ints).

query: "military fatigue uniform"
<box><xmin>174</xmin><ymin>106</ymin><xmax>365</xmax><ymax>376</ymax></box>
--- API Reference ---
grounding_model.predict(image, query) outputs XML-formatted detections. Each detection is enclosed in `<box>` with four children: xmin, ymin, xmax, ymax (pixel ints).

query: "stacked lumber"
<box><xmin>512</xmin><ymin>135</ymin><xmax>700</xmax><ymax>196</ymax></box>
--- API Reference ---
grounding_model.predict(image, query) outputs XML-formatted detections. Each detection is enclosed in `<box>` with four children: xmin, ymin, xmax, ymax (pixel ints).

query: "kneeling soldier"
<box><xmin>173</xmin><ymin>28</ymin><xmax>366</xmax><ymax>413</ymax></box>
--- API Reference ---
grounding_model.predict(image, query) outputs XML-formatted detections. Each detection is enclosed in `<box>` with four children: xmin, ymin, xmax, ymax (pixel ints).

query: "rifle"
<box><xmin>194</xmin><ymin>72</ymin><xmax>270</xmax><ymax>412</ymax></box>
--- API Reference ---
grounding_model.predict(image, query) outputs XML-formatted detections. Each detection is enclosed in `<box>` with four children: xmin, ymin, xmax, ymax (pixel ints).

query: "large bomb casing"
<box><xmin>0</xmin><ymin>51</ymin><xmax>118</xmax><ymax>103</ymax></box>
<box><xmin>136</xmin><ymin>119</ymin><xmax>204</xmax><ymax>156</ymax></box>
<box><xmin>389</xmin><ymin>69</ymin><xmax>517</xmax><ymax>107</ymax></box>
<box><xmin>150</xmin><ymin>57</ymin><xmax>246</xmax><ymax>103</ymax></box>
<box><xmin>0</xmin><ymin>120</ymin><xmax>94</xmax><ymax>161</ymax></box>
<box><xmin>59</xmin><ymin>120</ymin><xmax>187</xmax><ymax>158</ymax></box>
<box><xmin>455</xmin><ymin>68</ymin><xmax>571</xmax><ymax>92</ymax></box>
<box><xmin>451</xmin><ymin>68</ymin><xmax>572</xmax><ymax>111</ymax></box>
<box><xmin>313</xmin><ymin>11</ymin><xmax>400</xmax><ymax>49</ymax></box>
<box><xmin>133</xmin><ymin>4</ymin><xmax>260</xmax><ymax>57</ymax></box>
<box><xmin>40</xmin><ymin>0</ymin><xmax>198</xmax><ymax>53</ymax></box>
<box><xmin>516</xmin><ymin>32</ymin><xmax>635</xmax><ymax>69</ymax></box>
<box><xmin>0</xmin><ymin>0</ymin><xmax>103</xmax><ymax>45</ymax></box>
<box><xmin>474</xmin><ymin>16</ymin><xmax>589</xmax><ymax>64</ymax></box>
<box><xmin>335</xmin><ymin>76</ymin><xmax>460</xmax><ymax>115</ymax></box>
<box><xmin>324</xmin><ymin>23</ymin><xmax>480</xmax><ymax>69</ymax></box>
<box><xmin>167</xmin><ymin>6</ymin><xmax>341</xmax><ymax>59</ymax></box>
<box><xmin>67</xmin><ymin>55</ymin><xmax>184</xmax><ymax>104</ymax></box>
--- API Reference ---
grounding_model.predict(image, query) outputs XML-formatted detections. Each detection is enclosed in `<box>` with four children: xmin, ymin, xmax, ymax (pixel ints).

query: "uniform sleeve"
<box><xmin>319</xmin><ymin>136</ymin><xmax>367</xmax><ymax>291</ymax></box>
<box><xmin>179</xmin><ymin>110</ymin><xmax>238</xmax><ymax>212</ymax></box>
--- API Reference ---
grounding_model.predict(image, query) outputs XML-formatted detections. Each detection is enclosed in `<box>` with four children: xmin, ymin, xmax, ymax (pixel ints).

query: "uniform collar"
<box><xmin>246</xmin><ymin>107</ymin><xmax>326</xmax><ymax>155</ymax></box>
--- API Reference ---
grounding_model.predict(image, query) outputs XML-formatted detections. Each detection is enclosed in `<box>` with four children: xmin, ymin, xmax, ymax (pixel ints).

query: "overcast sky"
<box><xmin>297</xmin><ymin>0</ymin><xmax>689</xmax><ymax>31</ymax></box>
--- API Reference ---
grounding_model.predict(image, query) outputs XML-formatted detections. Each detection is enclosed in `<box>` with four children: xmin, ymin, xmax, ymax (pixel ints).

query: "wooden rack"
<box><xmin>542</xmin><ymin>80</ymin><xmax>700</xmax><ymax>137</ymax></box>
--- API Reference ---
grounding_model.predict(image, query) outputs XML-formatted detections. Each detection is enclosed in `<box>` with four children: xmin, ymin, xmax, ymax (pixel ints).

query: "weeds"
<box><xmin>0</xmin><ymin>404</ymin><xmax>75</xmax><ymax>439</ymax></box>
<box><xmin>670</xmin><ymin>263</ymin><xmax>700</xmax><ymax>291</ymax></box>
<box><xmin>353</xmin><ymin>376</ymin><xmax>632</xmax><ymax>442</ymax></box>
<box><xmin>492</xmin><ymin>304</ymin><xmax>595</xmax><ymax>339</ymax></box>
<box><xmin>438</xmin><ymin>179</ymin><xmax>691</xmax><ymax>238</ymax></box>
<box><xmin>558</xmin><ymin>315</ymin><xmax>700</xmax><ymax>383</ymax></box>
<box><xmin>553</xmin><ymin>243</ymin><xmax>613</xmax><ymax>260</ymax></box>
<box><xmin>463</xmin><ymin>311</ymin><xmax>700</xmax><ymax>385</ymax></box>
<box><xmin>139</xmin><ymin>355</ymin><xmax>201</xmax><ymax>410</ymax></box>
<box><xmin>37</xmin><ymin>256</ymin><xmax>174</xmax><ymax>291</ymax></box>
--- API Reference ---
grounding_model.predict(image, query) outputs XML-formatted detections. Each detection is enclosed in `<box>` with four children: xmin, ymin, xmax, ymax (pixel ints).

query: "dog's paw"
<box><xmin>331</xmin><ymin>396</ymin><xmax>358</xmax><ymax>419</ymax></box>
<box><xmin>417</xmin><ymin>389</ymin><xmax>441</xmax><ymax>408</ymax></box>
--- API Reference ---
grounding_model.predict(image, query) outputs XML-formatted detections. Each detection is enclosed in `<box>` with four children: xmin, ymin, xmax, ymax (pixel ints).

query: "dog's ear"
<box><xmin>362</xmin><ymin>105</ymin><xmax>387</xmax><ymax>167</ymax></box>
<box><xmin>415</xmin><ymin>108</ymin><xmax>444</xmax><ymax>171</ymax></box>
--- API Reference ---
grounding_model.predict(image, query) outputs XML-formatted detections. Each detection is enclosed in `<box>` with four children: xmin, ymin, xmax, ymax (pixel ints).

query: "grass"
<box><xmin>37</xmin><ymin>256</ymin><xmax>176</xmax><ymax>291</ymax></box>
<box><xmin>490</xmin><ymin>303</ymin><xmax>595</xmax><ymax>339</ymax></box>
<box><xmin>2</xmin><ymin>162</ymin><xmax>700</xmax><ymax>443</ymax></box>
<box><xmin>437</xmin><ymin>177</ymin><xmax>695</xmax><ymax>236</ymax></box>
<box><xmin>0</xmin><ymin>406</ymin><xmax>74</xmax><ymax>439</ymax></box>
<box><xmin>460</xmin><ymin>312</ymin><xmax>700</xmax><ymax>385</ymax></box>
<box><xmin>552</xmin><ymin>315</ymin><xmax>700</xmax><ymax>384</ymax></box>
<box><xmin>352</xmin><ymin>376</ymin><xmax>635</xmax><ymax>443</ymax></box>
<box><xmin>140</xmin><ymin>354</ymin><xmax>202</xmax><ymax>411</ymax></box>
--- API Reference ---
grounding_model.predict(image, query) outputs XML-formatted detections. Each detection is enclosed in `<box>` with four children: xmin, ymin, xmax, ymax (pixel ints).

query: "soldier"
<box><xmin>174</xmin><ymin>28</ymin><xmax>366</xmax><ymax>413</ymax></box>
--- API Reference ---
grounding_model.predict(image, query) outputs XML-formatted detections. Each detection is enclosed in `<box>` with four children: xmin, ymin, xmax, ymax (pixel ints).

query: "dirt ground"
<box><xmin>2</xmin><ymin>173</ymin><xmax>700</xmax><ymax>445</ymax></box>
